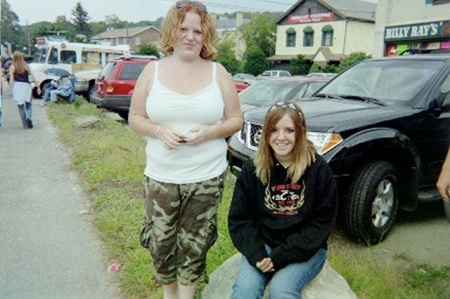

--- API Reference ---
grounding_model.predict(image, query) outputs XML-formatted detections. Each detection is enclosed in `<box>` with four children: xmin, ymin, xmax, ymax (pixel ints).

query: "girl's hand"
<box><xmin>256</xmin><ymin>257</ymin><xmax>275</xmax><ymax>273</ymax></box>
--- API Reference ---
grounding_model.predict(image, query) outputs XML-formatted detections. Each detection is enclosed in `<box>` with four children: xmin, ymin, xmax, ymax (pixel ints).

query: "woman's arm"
<box><xmin>129</xmin><ymin>61</ymin><xmax>160</xmax><ymax>139</ymax></box>
<box><xmin>437</xmin><ymin>147</ymin><xmax>450</xmax><ymax>202</ymax></box>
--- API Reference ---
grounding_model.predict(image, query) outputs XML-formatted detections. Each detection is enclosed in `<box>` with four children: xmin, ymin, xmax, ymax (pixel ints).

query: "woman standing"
<box><xmin>129</xmin><ymin>1</ymin><xmax>242</xmax><ymax>298</ymax></box>
<box><xmin>228</xmin><ymin>102</ymin><xmax>338</xmax><ymax>299</ymax></box>
<box><xmin>9</xmin><ymin>51</ymin><xmax>40</xmax><ymax>129</ymax></box>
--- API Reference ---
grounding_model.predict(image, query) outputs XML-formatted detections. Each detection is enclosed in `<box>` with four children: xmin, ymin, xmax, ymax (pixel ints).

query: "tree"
<box><xmin>240</xmin><ymin>13</ymin><xmax>277</xmax><ymax>58</ymax></box>
<box><xmin>216</xmin><ymin>37</ymin><xmax>239</xmax><ymax>74</ymax></box>
<box><xmin>105</xmin><ymin>14</ymin><xmax>128</xmax><ymax>30</ymax></box>
<box><xmin>1</xmin><ymin>0</ymin><xmax>26</xmax><ymax>54</ymax></box>
<box><xmin>136</xmin><ymin>43</ymin><xmax>160</xmax><ymax>57</ymax></box>
<box><xmin>71</xmin><ymin>1</ymin><xmax>91</xmax><ymax>37</ymax></box>
<box><xmin>242</xmin><ymin>45</ymin><xmax>268</xmax><ymax>76</ymax></box>
<box><xmin>289</xmin><ymin>54</ymin><xmax>310</xmax><ymax>75</ymax></box>
<box><xmin>338</xmin><ymin>52</ymin><xmax>371</xmax><ymax>72</ymax></box>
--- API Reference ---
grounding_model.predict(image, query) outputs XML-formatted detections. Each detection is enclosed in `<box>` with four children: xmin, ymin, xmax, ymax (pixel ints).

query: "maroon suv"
<box><xmin>91</xmin><ymin>55</ymin><xmax>158</xmax><ymax>120</ymax></box>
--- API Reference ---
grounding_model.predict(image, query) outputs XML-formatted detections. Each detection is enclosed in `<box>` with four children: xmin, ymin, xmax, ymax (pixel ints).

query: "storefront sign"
<box><xmin>289</xmin><ymin>12</ymin><xmax>335</xmax><ymax>24</ymax></box>
<box><xmin>384</xmin><ymin>20</ymin><xmax>450</xmax><ymax>41</ymax></box>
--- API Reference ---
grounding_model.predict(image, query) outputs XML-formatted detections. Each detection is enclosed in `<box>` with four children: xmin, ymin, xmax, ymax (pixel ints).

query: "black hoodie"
<box><xmin>228</xmin><ymin>154</ymin><xmax>338</xmax><ymax>271</ymax></box>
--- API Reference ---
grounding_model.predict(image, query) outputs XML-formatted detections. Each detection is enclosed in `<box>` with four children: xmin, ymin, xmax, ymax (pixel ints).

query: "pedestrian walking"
<box><xmin>9</xmin><ymin>51</ymin><xmax>40</xmax><ymax>129</ymax></box>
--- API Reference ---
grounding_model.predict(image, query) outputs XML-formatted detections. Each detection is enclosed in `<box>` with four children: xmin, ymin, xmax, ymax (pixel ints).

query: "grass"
<box><xmin>47</xmin><ymin>98</ymin><xmax>450</xmax><ymax>299</ymax></box>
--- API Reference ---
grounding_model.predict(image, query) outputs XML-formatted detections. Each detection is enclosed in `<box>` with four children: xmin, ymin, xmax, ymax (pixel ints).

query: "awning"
<box><xmin>303</xmin><ymin>26</ymin><xmax>314</xmax><ymax>33</ymax></box>
<box><xmin>322</xmin><ymin>25</ymin><xmax>334</xmax><ymax>32</ymax></box>
<box><xmin>286</xmin><ymin>27</ymin><xmax>296</xmax><ymax>34</ymax></box>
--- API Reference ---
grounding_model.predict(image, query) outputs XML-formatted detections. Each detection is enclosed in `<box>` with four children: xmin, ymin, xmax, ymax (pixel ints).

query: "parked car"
<box><xmin>91</xmin><ymin>55</ymin><xmax>158</xmax><ymax>120</ymax></box>
<box><xmin>258</xmin><ymin>70</ymin><xmax>291</xmax><ymax>78</ymax></box>
<box><xmin>239</xmin><ymin>76</ymin><xmax>331</xmax><ymax>113</ymax></box>
<box><xmin>73</xmin><ymin>68</ymin><xmax>102</xmax><ymax>102</ymax></box>
<box><xmin>306</xmin><ymin>72</ymin><xmax>337</xmax><ymax>78</ymax></box>
<box><xmin>234</xmin><ymin>81</ymin><xmax>249</xmax><ymax>93</ymax></box>
<box><xmin>228</xmin><ymin>55</ymin><xmax>450</xmax><ymax>245</ymax></box>
<box><xmin>232</xmin><ymin>73</ymin><xmax>257</xmax><ymax>85</ymax></box>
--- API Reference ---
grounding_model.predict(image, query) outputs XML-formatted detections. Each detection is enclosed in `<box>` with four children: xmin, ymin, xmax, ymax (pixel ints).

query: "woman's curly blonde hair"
<box><xmin>159</xmin><ymin>3</ymin><xmax>217</xmax><ymax>60</ymax></box>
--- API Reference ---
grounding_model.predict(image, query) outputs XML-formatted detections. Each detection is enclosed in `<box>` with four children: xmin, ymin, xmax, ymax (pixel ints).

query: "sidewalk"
<box><xmin>0</xmin><ymin>87</ymin><xmax>124</xmax><ymax>298</ymax></box>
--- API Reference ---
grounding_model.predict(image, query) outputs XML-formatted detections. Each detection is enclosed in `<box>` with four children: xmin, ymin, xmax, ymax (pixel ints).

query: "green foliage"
<box><xmin>216</xmin><ymin>37</ymin><xmax>239</xmax><ymax>74</ymax></box>
<box><xmin>240</xmin><ymin>13</ymin><xmax>277</xmax><ymax>58</ymax></box>
<box><xmin>1</xmin><ymin>0</ymin><xmax>26</xmax><ymax>54</ymax></box>
<box><xmin>289</xmin><ymin>54</ymin><xmax>310</xmax><ymax>76</ymax></box>
<box><xmin>70</xmin><ymin>1</ymin><xmax>91</xmax><ymax>36</ymax></box>
<box><xmin>338</xmin><ymin>52</ymin><xmax>371</xmax><ymax>72</ymax></box>
<box><xmin>309</xmin><ymin>63</ymin><xmax>321</xmax><ymax>73</ymax></box>
<box><xmin>242</xmin><ymin>45</ymin><xmax>268</xmax><ymax>76</ymax></box>
<box><xmin>322</xmin><ymin>64</ymin><xmax>338</xmax><ymax>73</ymax></box>
<box><xmin>136</xmin><ymin>43</ymin><xmax>160</xmax><ymax>57</ymax></box>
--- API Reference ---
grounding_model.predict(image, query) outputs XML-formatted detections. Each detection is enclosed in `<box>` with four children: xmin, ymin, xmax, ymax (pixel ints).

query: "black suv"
<box><xmin>91</xmin><ymin>55</ymin><xmax>157</xmax><ymax>120</ymax></box>
<box><xmin>228</xmin><ymin>55</ymin><xmax>450</xmax><ymax>245</ymax></box>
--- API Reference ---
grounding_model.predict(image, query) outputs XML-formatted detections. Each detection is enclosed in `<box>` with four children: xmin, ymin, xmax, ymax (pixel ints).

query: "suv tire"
<box><xmin>344</xmin><ymin>161</ymin><xmax>399</xmax><ymax>245</ymax></box>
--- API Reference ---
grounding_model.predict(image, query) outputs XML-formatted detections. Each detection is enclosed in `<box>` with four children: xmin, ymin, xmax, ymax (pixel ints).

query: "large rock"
<box><xmin>202</xmin><ymin>253</ymin><xmax>357</xmax><ymax>299</ymax></box>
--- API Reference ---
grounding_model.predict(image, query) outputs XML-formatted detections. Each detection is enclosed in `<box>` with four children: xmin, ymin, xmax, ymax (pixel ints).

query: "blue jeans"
<box><xmin>41</xmin><ymin>88</ymin><xmax>55</xmax><ymax>102</ymax></box>
<box><xmin>232</xmin><ymin>246</ymin><xmax>327</xmax><ymax>299</ymax></box>
<box><xmin>18</xmin><ymin>102</ymin><xmax>32</xmax><ymax>129</ymax></box>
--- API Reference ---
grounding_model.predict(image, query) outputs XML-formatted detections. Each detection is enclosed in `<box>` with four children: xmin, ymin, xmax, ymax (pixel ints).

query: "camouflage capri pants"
<box><xmin>140</xmin><ymin>172</ymin><xmax>226</xmax><ymax>286</ymax></box>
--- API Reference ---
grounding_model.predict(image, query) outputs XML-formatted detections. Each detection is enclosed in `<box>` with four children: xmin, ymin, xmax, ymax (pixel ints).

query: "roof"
<box><xmin>277</xmin><ymin>0</ymin><xmax>376</xmax><ymax>24</ymax></box>
<box><xmin>268</xmin><ymin>47</ymin><xmax>345</xmax><ymax>62</ymax></box>
<box><xmin>91</xmin><ymin>26</ymin><xmax>159</xmax><ymax>39</ymax></box>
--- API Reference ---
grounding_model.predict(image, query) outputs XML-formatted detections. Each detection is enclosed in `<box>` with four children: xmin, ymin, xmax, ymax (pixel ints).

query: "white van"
<box><xmin>30</xmin><ymin>37</ymin><xmax>130</xmax><ymax>97</ymax></box>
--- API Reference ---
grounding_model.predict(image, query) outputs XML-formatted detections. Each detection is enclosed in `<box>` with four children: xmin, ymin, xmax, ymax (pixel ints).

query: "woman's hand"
<box><xmin>256</xmin><ymin>257</ymin><xmax>275</xmax><ymax>273</ymax></box>
<box><xmin>184</xmin><ymin>124</ymin><xmax>216</xmax><ymax>145</ymax></box>
<box><xmin>157</xmin><ymin>125</ymin><xmax>185</xmax><ymax>150</ymax></box>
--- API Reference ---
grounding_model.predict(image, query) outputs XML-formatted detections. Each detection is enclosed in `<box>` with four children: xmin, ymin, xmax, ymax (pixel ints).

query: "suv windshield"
<box><xmin>240</xmin><ymin>79</ymin><xmax>325</xmax><ymax>107</ymax></box>
<box><xmin>318</xmin><ymin>59</ymin><xmax>444</xmax><ymax>106</ymax></box>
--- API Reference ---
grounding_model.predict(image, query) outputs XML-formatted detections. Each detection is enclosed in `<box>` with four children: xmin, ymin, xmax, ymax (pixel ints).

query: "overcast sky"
<box><xmin>9</xmin><ymin>0</ymin><xmax>379</xmax><ymax>26</ymax></box>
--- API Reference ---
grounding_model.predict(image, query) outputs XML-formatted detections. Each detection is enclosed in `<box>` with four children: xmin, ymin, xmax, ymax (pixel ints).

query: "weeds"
<box><xmin>47</xmin><ymin>100</ymin><xmax>450</xmax><ymax>299</ymax></box>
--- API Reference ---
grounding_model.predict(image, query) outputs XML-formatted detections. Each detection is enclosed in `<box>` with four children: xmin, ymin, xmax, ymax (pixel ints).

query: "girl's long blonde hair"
<box><xmin>159</xmin><ymin>3</ymin><xmax>217</xmax><ymax>60</ymax></box>
<box><xmin>254</xmin><ymin>103</ymin><xmax>317</xmax><ymax>184</ymax></box>
<box><xmin>12</xmin><ymin>51</ymin><xmax>27</xmax><ymax>74</ymax></box>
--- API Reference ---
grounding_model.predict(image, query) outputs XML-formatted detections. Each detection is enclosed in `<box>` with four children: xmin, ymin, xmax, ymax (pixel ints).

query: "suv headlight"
<box><xmin>307</xmin><ymin>132</ymin><xmax>343</xmax><ymax>154</ymax></box>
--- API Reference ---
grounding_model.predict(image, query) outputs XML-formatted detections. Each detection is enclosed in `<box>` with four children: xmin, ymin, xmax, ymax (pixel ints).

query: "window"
<box><xmin>60</xmin><ymin>50</ymin><xmax>77</xmax><ymax>63</ymax></box>
<box><xmin>321</xmin><ymin>25</ymin><xmax>334</xmax><ymax>46</ymax></box>
<box><xmin>48</xmin><ymin>48</ymin><xmax>59</xmax><ymax>64</ymax></box>
<box><xmin>286</xmin><ymin>27</ymin><xmax>296</xmax><ymax>47</ymax></box>
<box><xmin>303</xmin><ymin>26</ymin><xmax>314</xmax><ymax>47</ymax></box>
<box><xmin>135</xmin><ymin>37</ymin><xmax>141</xmax><ymax>46</ymax></box>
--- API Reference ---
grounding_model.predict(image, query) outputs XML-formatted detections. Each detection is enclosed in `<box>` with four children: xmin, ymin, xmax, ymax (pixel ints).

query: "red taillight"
<box><xmin>106</xmin><ymin>86</ymin><xmax>114</xmax><ymax>93</ymax></box>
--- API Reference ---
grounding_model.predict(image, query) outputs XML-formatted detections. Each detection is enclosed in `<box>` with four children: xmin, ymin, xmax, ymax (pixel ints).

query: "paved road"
<box><xmin>0</xmin><ymin>88</ymin><xmax>123</xmax><ymax>298</ymax></box>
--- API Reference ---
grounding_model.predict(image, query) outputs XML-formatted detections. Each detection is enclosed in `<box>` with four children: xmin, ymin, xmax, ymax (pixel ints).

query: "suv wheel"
<box><xmin>344</xmin><ymin>161</ymin><xmax>399</xmax><ymax>245</ymax></box>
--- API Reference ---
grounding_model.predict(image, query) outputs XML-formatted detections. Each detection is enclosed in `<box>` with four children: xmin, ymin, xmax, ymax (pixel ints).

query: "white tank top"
<box><xmin>144</xmin><ymin>61</ymin><xmax>227</xmax><ymax>184</ymax></box>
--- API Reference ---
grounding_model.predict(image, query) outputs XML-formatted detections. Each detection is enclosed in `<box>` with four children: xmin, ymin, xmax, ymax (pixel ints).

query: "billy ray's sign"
<box><xmin>384</xmin><ymin>20</ymin><xmax>450</xmax><ymax>42</ymax></box>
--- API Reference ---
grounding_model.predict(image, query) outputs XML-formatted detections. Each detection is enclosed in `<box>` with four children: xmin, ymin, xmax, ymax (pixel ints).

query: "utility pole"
<box><xmin>27</xmin><ymin>19</ymin><xmax>31</xmax><ymax>56</ymax></box>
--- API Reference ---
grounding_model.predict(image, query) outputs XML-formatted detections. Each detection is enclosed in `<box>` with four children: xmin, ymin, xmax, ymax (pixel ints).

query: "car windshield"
<box><xmin>317</xmin><ymin>59</ymin><xmax>444</xmax><ymax>106</ymax></box>
<box><xmin>239</xmin><ymin>79</ymin><xmax>326</xmax><ymax>107</ymax></box>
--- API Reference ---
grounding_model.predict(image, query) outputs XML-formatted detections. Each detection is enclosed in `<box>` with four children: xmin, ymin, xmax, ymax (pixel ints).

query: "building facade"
<box><xmin>91</xmin><ymin>26</ymin><xmax>160</xmax><ymax>52</ymax></box>
<box><xmin>373</xmin><ymin>0</ymin><xmax>450</xmax><ymax>57</ymax></box>
<box><xmin>270</xmin><ymin>0</ymin><xmax>376</xmax><ymax>68</ymax></box>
